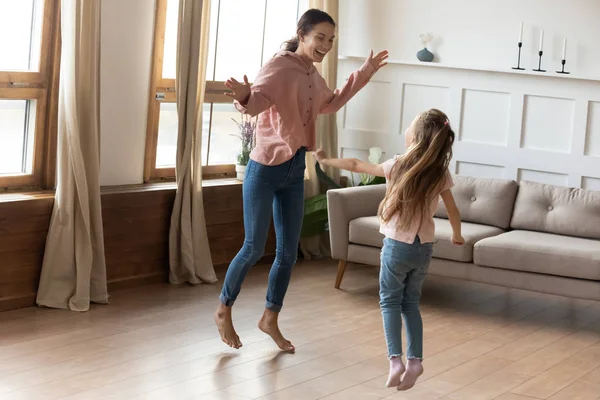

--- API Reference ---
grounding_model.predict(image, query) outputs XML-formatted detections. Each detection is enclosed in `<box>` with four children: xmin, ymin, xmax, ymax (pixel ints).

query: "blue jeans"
<box><xmin>219</xmin><ymin>148</ymin><xmax>306</xmax><ymax>312</ymax></box>
<box><xmin>380</xmin><ymin>236</ymin><xmax>433</xmax><ymax>360</ymax></box>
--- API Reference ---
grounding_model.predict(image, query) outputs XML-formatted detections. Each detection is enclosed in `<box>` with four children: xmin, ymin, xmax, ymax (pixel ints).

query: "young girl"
<box><xmin>315</xmin><ymin>108</ymin><xmax>464</xmax><ymax>391</ymax></box>
<box><xmin>214</xmin><ymin>8</ymin><xmax>389</xmax><ymax>352</ymax></box>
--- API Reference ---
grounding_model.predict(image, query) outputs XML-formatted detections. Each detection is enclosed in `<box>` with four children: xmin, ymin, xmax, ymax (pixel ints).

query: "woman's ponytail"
<box><xmin>282</xmin><ymin>36</ymin><xmax>300</xmax><ymax>52</ymax></box>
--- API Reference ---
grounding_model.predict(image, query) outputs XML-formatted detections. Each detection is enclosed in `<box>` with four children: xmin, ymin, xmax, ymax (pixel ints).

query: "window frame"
<box><xmin>144</xmin><ymin>0</ymin><xmax>236</xmax><ymax>183</ymax></box>
<box><xmin>0</xmin><ymin>0</ymin><xmax>60</xmax><ymax>191</ymax></box>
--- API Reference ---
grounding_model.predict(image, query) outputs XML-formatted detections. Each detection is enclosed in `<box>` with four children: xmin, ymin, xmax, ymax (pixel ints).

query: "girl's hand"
<box><xmin>451</xmin><ymin>235</ymin><xmax>465</xmax><ymax>246</ymax></box>
<box><xmin>224</xmin><ymin>75</ymin><xmax>251</xmax><ymax>104</ymax></box>
<box><xmin>314</xmin><ymin>149</ymin><xmax>327</xmax><ymax>163</ymax></box>
<box><xmin>366</xmin><ymin>50</ymin><xmax>389</xmax><ymax>72</ymax></box>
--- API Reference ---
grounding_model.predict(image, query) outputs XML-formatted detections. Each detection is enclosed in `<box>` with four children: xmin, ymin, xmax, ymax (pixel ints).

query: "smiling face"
<box><xmin>298</xmin><ymin>22</ymin><xmax>336</xmax><ymax>63</ymax></box>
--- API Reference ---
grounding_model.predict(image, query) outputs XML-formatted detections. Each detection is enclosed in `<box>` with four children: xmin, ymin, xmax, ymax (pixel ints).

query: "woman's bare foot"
<box><xmin>258</xmin><ymin>308</ymin><xmax>295</xmax><ymax>352</ymax></box>
<box><xmin>397</xmin><ymin>358</ymin><xmax>423</xmax><ymax>391</ymax></box>
<box><xmin>214</xmin><ymin>303</ymin><xmax>242</xmax><ymax>349</ymax></box>
<box><xmin>386</xmin><ymin>356</ymin><xmax>405</xmax><ymax>388</ymax></box>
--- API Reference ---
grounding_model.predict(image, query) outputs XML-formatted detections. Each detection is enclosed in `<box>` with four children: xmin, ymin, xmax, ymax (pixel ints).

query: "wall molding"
<box><xmin>337</xmin><ymin>57</ymin><xmax>600</xmax><ymax>188</ymax></box>
<box><xmin>339</xmin><ymin>55</ymin><xmax>600</xmax><ymax>83</ymax></box>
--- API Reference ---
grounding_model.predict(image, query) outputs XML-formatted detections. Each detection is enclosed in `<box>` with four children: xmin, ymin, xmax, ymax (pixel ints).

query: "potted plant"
<box><xmin>230</xmin><ymin>114</ymin><xmax>256</xmax><ymax>181</ymax></box>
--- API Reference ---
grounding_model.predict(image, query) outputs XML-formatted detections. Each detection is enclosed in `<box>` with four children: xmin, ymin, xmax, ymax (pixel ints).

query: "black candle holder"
<box><xmin>512</xmin><ymin>42</ymin><xmax>525</xmax><ymax>70</ymax></box>
<box><xmin>556</xmin><ymin>59</ymin><xmax>570</xmax><ymax>74</ymax></box>
<box><xmin>532</xmin><ymin>50</ymin><xmax>546</xmax><ymax>72</ymax></box>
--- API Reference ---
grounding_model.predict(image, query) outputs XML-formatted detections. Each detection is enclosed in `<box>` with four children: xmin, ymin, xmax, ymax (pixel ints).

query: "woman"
<box><xmin>214</xmin><ymin>8</ymin><xmax>388</xmax><ymax>352</ymax></box>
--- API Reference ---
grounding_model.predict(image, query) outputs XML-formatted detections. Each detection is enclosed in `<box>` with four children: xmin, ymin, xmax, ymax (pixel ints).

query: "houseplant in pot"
<box><xmin>230</xmin><ymin>114</ymin><xmax>256</xmax><ymax>181</ymax></box>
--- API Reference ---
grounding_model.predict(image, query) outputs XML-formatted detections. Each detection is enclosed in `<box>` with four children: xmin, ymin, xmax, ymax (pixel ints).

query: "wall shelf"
<box><xmin>338</xmin><ymin>55</ymin><xmax>600</xmax><ymax>83</ymax></box>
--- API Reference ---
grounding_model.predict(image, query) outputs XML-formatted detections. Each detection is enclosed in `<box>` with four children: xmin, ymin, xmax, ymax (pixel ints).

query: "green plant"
<box><xmin>301</xmin><ymin>193</ymin><xmax>328</xmax><ymax>238</ymax></box>
<box><xmin>236</xmin><ymin>148</ymin><xmax>250</xmax><ymax>166</ymax></box>
<box><xmin>300</xmin><ymin>162</ymin><xmax>341</xmax><ymax>238</ymax></box>
<box><xmin>230</xmin><ymin>114</ymin><xmax>256</xmax><ymax>166</ymax></box>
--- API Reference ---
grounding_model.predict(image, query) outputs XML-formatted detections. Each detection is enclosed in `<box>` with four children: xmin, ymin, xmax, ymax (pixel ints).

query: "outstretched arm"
<box><xmin>314</xmin><ymin>149</ymin><xmax>385</xmax><ymax>177</ymax></box>
<box><xmin>319</xmin><ymin>50</ymin><xmax>388</xmax><ymax>114</ymax></box>
<box><xmin>226</xmin><ymin>58</ymin><xmax>286</xmax><ymax>117</ymax></box>
<box><xmin>226</xmin><ymin>74</ymin><xmax>273</xmax><ymax>117</ymax></box>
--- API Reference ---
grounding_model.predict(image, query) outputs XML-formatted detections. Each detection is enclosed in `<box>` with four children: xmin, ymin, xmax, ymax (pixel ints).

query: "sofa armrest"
<box><xmin>327</xmin><ymin>184</ymin><xmax>386</xmax><ymax>260</ymax></box>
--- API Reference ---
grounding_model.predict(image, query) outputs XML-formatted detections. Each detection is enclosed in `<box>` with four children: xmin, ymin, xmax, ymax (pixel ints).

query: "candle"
<box><xmin>562</xmin><ymin>38</ymin><xmax>567</xmax><ymax>59</ymax></box>
<box><xmin>539</xmin><ymin>30</ymin><xmax>544</xmax><ymax>51</ymax></box>
<box><xmin>519</xmin><ymin>22</ymin><xmax>523</xmax><ymax>42</ymax></box>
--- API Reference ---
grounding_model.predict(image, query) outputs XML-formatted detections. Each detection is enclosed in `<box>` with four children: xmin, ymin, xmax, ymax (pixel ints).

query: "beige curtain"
<box><xmin>37</xmin><ymin>0</ymin><xmax>108</xmax><ymax>311</ymax></box>
<box><xmin>168</xmin><ymin>0</ymin><xmax>217</xmax><ymax>284</ymax></box>
<box><xmin>300</xmin><ymin>0</ymin><xmax>340</xmax><ymax>259</ymax></box>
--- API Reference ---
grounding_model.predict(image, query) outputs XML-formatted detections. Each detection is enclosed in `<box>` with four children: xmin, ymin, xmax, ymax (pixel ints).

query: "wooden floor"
<box><xmin>1</xmin><ymin>260</ymin><xmax>600</xmax><ymax>400</ymax></box>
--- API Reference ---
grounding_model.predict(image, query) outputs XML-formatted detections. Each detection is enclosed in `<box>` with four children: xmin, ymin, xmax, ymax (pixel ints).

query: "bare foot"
<box><xmin>386</xmin><ymin>357</ymin><xmax>405</xmax><ymax>388</ymax></box>
<box><xmin>397</xmin><ymin>358</ymin><xmax>423</xmax><ymax>391</ymax></box>
<box><xmin>214</xmin><ymin>304</ymin><xmax>242</xmax><ymax>349</ymax></box>
<box><xmin>258</xmin><ymin>309</ymin><xmax>295</xmax><ymax>352</ymax></box>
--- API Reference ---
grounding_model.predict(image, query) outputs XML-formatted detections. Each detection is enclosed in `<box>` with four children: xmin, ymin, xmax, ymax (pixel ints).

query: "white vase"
<box><xmin>235</xmin><ymin>164</ymin><xmax>246</xmax><ymax>181</ymax></box>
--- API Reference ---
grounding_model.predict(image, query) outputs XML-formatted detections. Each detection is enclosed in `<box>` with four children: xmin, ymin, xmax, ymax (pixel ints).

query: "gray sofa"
<box><xmin>327</xmin><ymin>175</ymin><xmax>600</xmax><ymax>301</ymax></box>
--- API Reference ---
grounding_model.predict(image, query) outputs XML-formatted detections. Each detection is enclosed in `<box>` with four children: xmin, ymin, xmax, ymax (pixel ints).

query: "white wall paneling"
<box><xmin>585</xmin><ymin>101</ymin><xmax>600</xmax><ymax>156</ymax></box>
<box><xmin>337</xmin><ymin>0</ymin><xmax>600</xmax><ymax>190</ymax></box>
<box><xmin>460</xmin><ymin>89</ymin><xmax>510</xmax><ymax>146</ymax></box>
<box><xmin>518</xmin><ymin>168</ymin><xmax>569</xmax><ymax>187</ymax></box>
<box><xmin>343</xmin><ymin>80</ymin><xmax>394</xmax><ymax>134</ymax></box>
<box><xmin>570</xmin><ymin>99</ymin><xmax>590</xmax><ymax>156</ymax></box>
<box><xmin>400</xmin><ymin>84</ymin><xmax>451</xmax><ymax>135</ymax></box>
<box><xmin>582</xmin><ymin>176</ymin><xmax>600</xmax><ymax>191</ymax></box>
<box><xmin>337</xmin><ymin>59</ymin><xmax>600</xmax><ymax>189</ymax></box>
<box><xmin>456</xmin><ymin>161</ymin><xmax>505</xmax><ymax>180</ymax></box>
<box><xmin>336</xmin><ymin>61</ymin><xmax>403</xmax><ymax>161</ymax></box>
<box><xmin>338</xmin><ymin>0</ymin><xmax>600</xmax><ymax>80</ymax></box>
<box><xmin>521</xmin><ymin>95</ymin><xmax>574</xmax><ymax>153</ymax></box>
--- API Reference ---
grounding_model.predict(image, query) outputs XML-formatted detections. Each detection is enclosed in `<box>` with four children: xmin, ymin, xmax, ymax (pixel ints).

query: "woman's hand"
<box><xmin>224</xmin><ymin>75</ymin><xmax>251</xmax><ymax>104</ymax></box>
<box><xmin>366</xmin><ymin>50</ymin><xmax>389</xmax><ymax>72</ymax></box>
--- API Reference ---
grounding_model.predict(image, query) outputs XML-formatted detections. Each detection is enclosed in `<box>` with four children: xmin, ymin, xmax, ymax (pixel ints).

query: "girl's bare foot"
<box><xmin>386</xmin><ymin>356</ymin><xmax>406</xmax><ymax>388</ymax></box>
<box><xmin>397</xmin><ymin>358</ymin><xmax>423</xmax><ymax>391</ymax></box>
<box><xmin>258</xmin><ymin>308</ymin><xmax>295</xmax><ymax>352</ymax></box>
<box><xmin>214</xmin><ymin>304</ymin><xmax>242</xmax><ymax>349</ymax></box>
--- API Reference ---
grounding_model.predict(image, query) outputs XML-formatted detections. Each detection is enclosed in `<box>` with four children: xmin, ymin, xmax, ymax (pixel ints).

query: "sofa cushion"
<box><xmin>349</xmin><ymin>217</ymin><xmax>382</xmax><ymax>248</ymax></box>
<box><xmin>436</xmin><ymin>175</ymin><xmax>518</xmax><ymax>229</ymax></box>
<box><xmin>510</xmin><ymin>181</ymin><xmax>600</xmax><ymax>240</ymax></box>
<box><xmin>348</xmin><ymin>216</ymin><xmax>504</xmax><ymax>263</ymax></box>
<box><xmin>433</xmin><ymin>218</ymin><xmax>504</xmax><ymax>262</ymax></box>
<box><xmin>474</xmin><ymin>230</ymin><xmax>600</xmax><ymax>281</ymax></box>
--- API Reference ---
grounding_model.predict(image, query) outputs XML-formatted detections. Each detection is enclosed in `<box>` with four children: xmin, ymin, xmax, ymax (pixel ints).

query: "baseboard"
<box><xmin>0</xmin><ymin>293</ymin><xmax>37</xmax><ymax>312</ymax></box>
<box><xmin>107</xmin><ymin>272</ymin><xmax>168</xmax><ymax>292</ymax></box>
<box><xmin>0</xmin><ymin>256</ymin><xmax>278</xmax><ymax>312</ymax></box>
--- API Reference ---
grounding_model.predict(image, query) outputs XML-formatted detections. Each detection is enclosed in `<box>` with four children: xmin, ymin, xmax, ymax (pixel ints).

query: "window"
<box><xmin>144</xmin><ymin>0</ymin><xmax>309</xmax><ymax>182</ymax></box>
<box><xmin>0</xmin><ymin>0</ymin><xmax>60</xmax><ymax>190</ymax></box>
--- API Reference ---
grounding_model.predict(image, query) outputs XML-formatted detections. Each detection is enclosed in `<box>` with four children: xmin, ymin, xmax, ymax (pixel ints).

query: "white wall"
<box><xmin>338</xmin><ymin>0</ymin><xmax>600</xmax><ymax>78</ymax></box>
<box><xmin>100</xmin><ymin>0</ymin><xmax>155</xmax><ymax>186</ymax></box>
<box><xmin>336</xmin><ymin>0</ymin><xmax>600</xmax><ymax>189</ymax></box>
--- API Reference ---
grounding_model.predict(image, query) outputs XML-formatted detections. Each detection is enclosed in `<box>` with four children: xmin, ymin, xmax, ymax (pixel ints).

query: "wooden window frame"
<box><xmin>0</xmin><ymin>0</ymin><xmax>60</xmax><ymax>191</ymax></box>
<box><xmin>144</xmin><ymin>0</ymin><xmax>236</xmax><ymax>183</ymax></box>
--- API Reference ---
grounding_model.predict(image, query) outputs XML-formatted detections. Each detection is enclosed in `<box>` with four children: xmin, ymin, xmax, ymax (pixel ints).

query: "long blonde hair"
<box><xmin>378</xmin><ymin>109</ymin><xmax>455</xmax><ymax>229</ymax></box>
